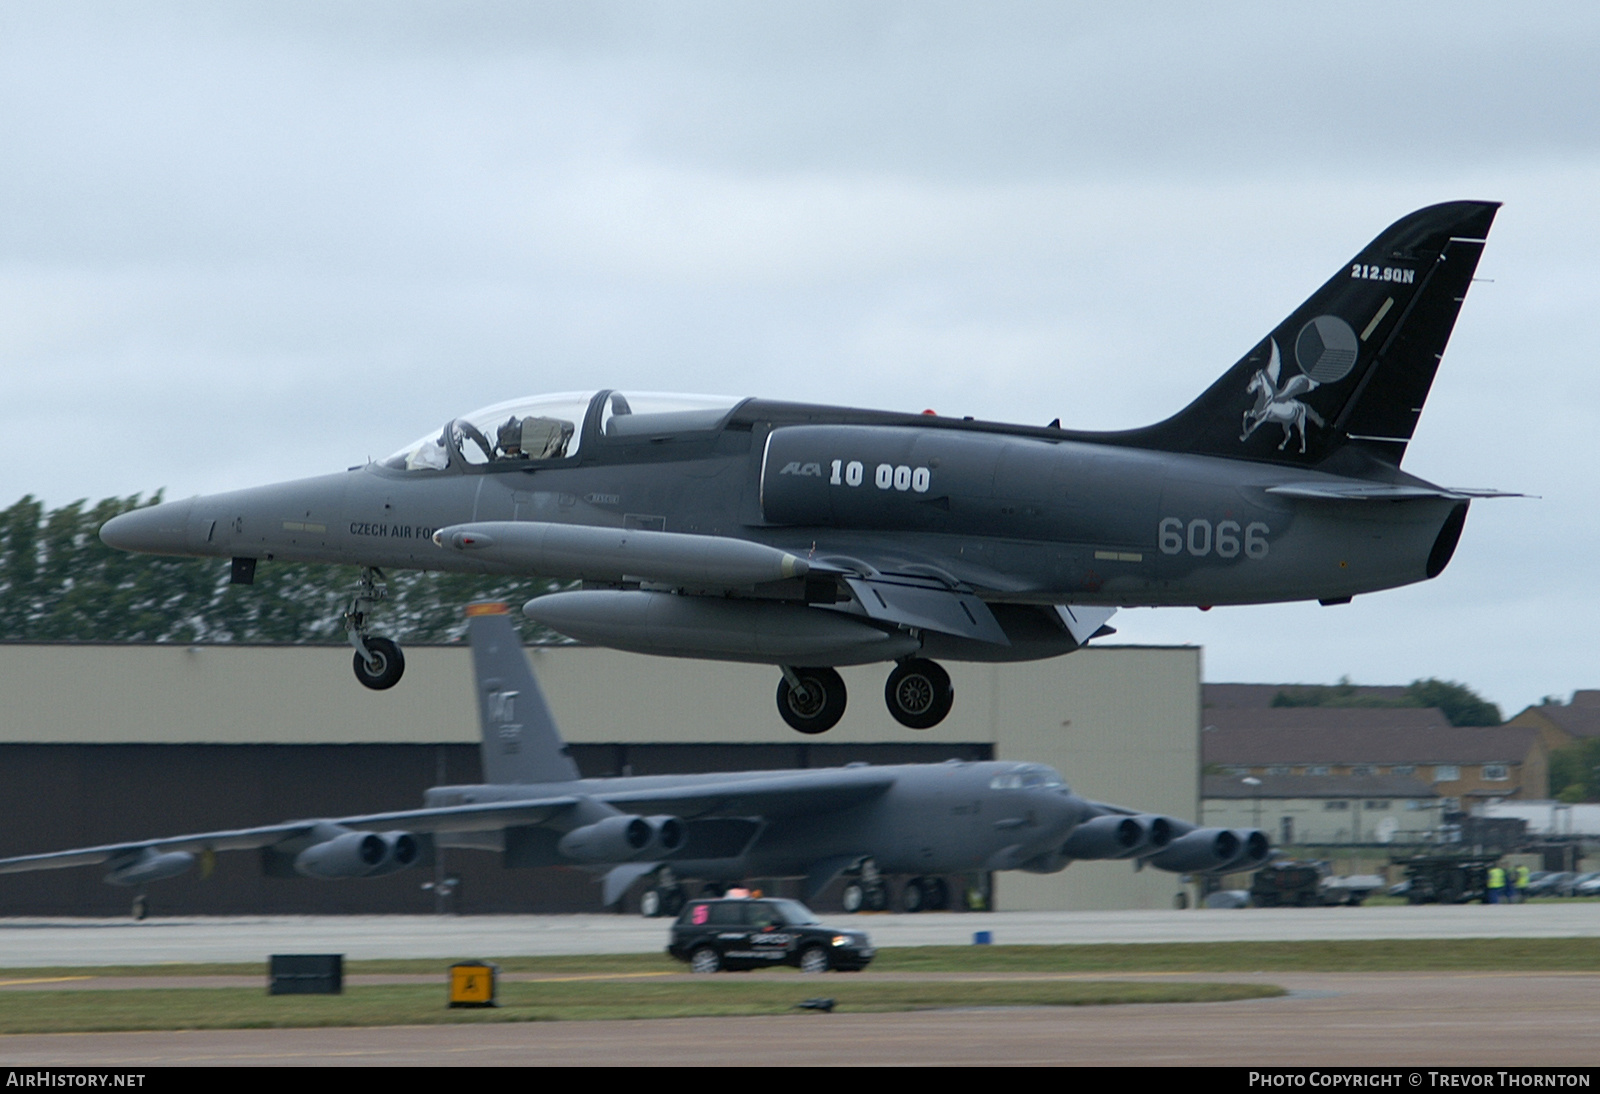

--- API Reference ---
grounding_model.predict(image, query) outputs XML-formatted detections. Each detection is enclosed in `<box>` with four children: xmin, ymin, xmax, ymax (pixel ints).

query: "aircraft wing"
<box><xmin>0</xmin><ymin>797</ymin><xmax>579</xmax><ymax>876</ymax></box>
<box><xmin>0</xmin><ymin>767</ymin><xmax>898</xmax><ymax>878</ymax></box>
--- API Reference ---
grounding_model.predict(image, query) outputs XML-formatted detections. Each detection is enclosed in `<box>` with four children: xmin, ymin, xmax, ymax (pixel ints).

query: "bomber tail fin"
<box><xmin>466</xmin><ymin>601</ymin><xmax>581</xmax><ymax>785</ymax></box>
<box><xmin>1119</xmin><ymin>201</ymin><xmax>1498</xmax><ymax>468</ymax></box>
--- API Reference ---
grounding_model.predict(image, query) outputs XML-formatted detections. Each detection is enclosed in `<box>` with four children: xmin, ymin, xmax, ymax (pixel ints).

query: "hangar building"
<box><xmin>0</xmin><ymin>641</ymin><xmax>1200</xmax><ymax>916</ymax></box>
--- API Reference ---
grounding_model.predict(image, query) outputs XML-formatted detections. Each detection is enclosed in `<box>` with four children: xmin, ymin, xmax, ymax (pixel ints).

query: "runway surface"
<box><xmin>0</xmin><ymin>904</ymin><xmax>1593</xmax><ymax>966</ymax></box>
<box><xmin>0</xmin><ymin>972</ymin><xmax>1593</xmax><ymax>1066</ymax></box>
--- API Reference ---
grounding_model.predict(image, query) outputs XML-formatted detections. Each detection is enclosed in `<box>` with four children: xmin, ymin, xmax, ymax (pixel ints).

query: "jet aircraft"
<box><xmin>101</xmin><ymin>202</ymin><xmax>1513</xmax><ymax>734</ymax></box>
<box><xmin>0</xmin><ymin>603</ymin><xmax>1268</xmax><ymax>917</ymax></box>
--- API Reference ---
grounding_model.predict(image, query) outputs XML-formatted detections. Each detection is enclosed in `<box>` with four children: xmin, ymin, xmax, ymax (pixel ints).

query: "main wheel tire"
<box><xmin>864</xmin><ymin>885</ymin><xmax>888</xmax><ymax>912</ymax></box>
<box><xmin>923</xmin><ymin>877</ymin><xmax>950</xmax><ymax>911</ymax></box>
<box><xmin>841</xmin><ymin>882</ymin><xmax>865</xmax><ymax>913</ymax></box>
<box><xmin>799</xmin><ymin>945</ymin><xmax>831</xmax><ymax>974</ymax></box>
<box><xmin>776</xmin><ymin>667</ymin><xmax>847</xmax><ymax>734</ymax></box>
<box><xmin>131</xmin><ymin>895</ymin><xmax>149</xmax><ymax>921</ymax></box>
<box><xmin>640</xmin><ymin>888</ymin><xmax>663</xmax><ymax>918</ymax></box>
<box><xmin>884</xmin><ymin>659</ymin><xmax>953</xmax><ymax>729</ymax></box>
<box><xmin>661</xmin><ymin>886</ymin><xmax>686</xmax><ymax>917</ymax></box>
<box><xmin>690</xmin><ymin>946</ymin><xmax>722</xmax><ymax>974</ymax></box>
<box><xmin>353</xmin><ymin>637</ymin><xmax>405</xmax><ymax>690</ymax></box>
<box><xmin>903</xmin><ymin>878</ymin><xmax>926</xmax><ymax>913</ymax></box>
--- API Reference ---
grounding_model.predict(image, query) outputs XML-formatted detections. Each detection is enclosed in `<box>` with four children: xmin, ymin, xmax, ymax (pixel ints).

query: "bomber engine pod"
<box><xmin>1142</xmin><ymin>827</ymin><xmax>1271</xmax><ymax>874</ymax></box>
<box><xmin>1058</xmin><ymin>814</ymin><xmax>1174</xmax><ymax>860</ymax></box>
<box><xmin>103</xmin><ymin>848</ymin><xmax>196</xmax><ymax>887</ymax></box>
<box><xmin>556</xmin><ymin>814</ymin><xmax>685</xmax><ymax>863</ymax></box>
<box><xmin>1217</xmin><ymin>829</ymin><xmax>1273</xmax><ymax>874</ymax></box>
<box><xmin>293</xmin><ymin>830</ymin><xmax>421</xmax><ymax>879</ymax></box>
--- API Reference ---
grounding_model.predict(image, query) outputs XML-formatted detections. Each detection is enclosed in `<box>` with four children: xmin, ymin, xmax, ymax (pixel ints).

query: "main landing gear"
<box><xmin>775</xmin><ymin>657</ymin><xmax>955</xmax><ymax>734</ymax></box>
<box><xmin>346</xmin><ymin>567</ymin><xmax>405</xmax><ymax>690</ymax></box>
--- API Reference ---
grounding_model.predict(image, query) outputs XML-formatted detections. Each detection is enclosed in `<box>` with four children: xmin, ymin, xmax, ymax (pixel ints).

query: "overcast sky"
<box><xmin>3</xmin><ymin>1</ymin><xmax>1596</xmax><ymax>715</ymax></box>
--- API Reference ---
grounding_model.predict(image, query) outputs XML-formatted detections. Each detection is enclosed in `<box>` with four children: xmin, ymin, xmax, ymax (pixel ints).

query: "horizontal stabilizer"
<box><xmin>1266</xmin><ymin>482</ymin><xmax>1526</xmax><ymax>502</ymax></box>
<box><xmin>436</xmin><ymin>521</ymin><xmax>809</xmax><ymax>589</ymax></box>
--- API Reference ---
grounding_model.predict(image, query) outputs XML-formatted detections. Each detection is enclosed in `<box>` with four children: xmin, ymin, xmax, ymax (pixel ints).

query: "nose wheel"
<box><xmin>352</xmin><ymin>636</ymin><xmax>405</xmax><ymax>690</ymax></box>
<box><xmin>345</xmin><ymin>567</ymin><xmax>405</xmax><ymax>690</ymax></box>
<box><xmin>776</xmin><ymin>666</ymin><xmax>847</xmax><ymax>734</ymax></box>
<box><xmin>885</xmin><ymin>658</ymin><xmax>953</xmax><ymax>729</ymax></box>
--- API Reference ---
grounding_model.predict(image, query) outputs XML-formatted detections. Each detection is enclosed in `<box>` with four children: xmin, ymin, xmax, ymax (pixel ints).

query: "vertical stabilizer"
<box><xmin>466</xmin><ymin>602</ymin><xmax>581</xmax><ymax>785</ymax></box>
<box><xmin>1117</xmin><ymin>201</ymin><xmax>1499</xmax><ymax>468</ymax></box>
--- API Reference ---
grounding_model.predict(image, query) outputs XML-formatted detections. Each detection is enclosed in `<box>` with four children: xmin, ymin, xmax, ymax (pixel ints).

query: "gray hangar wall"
<box><xmin>0</xmin><ymin>642</ymin><xmax>1199</xmax><ymax>914</ymax></box>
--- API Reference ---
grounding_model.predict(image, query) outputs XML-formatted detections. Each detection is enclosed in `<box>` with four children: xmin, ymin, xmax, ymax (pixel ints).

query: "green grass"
<box><xmin>0</xmin><ymin>979</ymin><xmax>1282</xmax><ymax>1034</ymax></box>
<box><xmin>4</xmin><ymin>937</ymin><xmax>1597</xmax><ymax>982</ymax></box>
<box><xmin>868</xmin><ymin>938</ymin><xmax>1600</xmax><ymax>973</ymax></box>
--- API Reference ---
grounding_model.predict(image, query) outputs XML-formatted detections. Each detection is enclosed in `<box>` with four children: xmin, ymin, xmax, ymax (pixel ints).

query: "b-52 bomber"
<box><xmin>102</xmin><ymin>202</ymin><xmax>1513</xmax><ymax>734</ymax></box>
<box><xmin>0</xmin><ymin>603</ymin><xmax>1269</xmax><ymax>917</ymax></box>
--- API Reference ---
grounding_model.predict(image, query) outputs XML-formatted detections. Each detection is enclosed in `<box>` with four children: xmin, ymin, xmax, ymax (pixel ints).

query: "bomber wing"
<box><xmin>0</xmin><ymin>797</ymin><xmax>578</xmax><ymax>877</ymax></box>
<box><xmin>0</xmin><ymin>768</ymin><xmax>900</xmax><ymax>878</ymax></box>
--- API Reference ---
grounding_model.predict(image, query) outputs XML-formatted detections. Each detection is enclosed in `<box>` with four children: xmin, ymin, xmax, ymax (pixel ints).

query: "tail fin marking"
<box><xmin>466</xmin><ymin>602</ymin><xmax>581</xmax><ymax>786</ymax></box>
<box><xmin>1114</xmin><ymin>201</ymin><xmax>1499</xmax><ymax>468</ymax></box>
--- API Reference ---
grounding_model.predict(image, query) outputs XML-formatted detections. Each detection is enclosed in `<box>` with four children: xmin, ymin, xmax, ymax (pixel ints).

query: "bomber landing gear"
<box><xmin>902</xmin><ymin>876</ymin><xmax>950</xmax><ymax>913</ymax></box>
<box><xmin>776</xmin><ymin>666</ymin><xmax>847</xmax><ymax>734</ymax></box>
<box><xmin>641</xmin><ymin>869</ymin><xmax>688</xmax><ymax>918</ymax></box>
<box><xmin>885</xmin><ymin>658</ymin><xmax>953</xmax><ymax>729</ymax></box>
<box><xmin>346</xmin><ymin>568</ymin><xmax>405</xmax><ymax>690</ymax></box>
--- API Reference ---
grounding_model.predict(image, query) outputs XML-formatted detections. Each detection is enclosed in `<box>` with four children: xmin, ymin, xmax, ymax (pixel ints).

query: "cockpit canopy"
<box><xmin>988</xmin><ymin>764</ymin><xmax>1067</xmax><ymax>791</ymax></box>
<box><xmin>383</xmin><ymin>391</ymin><xmax>745</xmax><ymax>473</ymax></box>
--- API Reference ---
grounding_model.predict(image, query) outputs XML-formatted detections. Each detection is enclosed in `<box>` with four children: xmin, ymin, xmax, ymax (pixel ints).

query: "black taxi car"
<box><xmin>667</xmin><ymin>897</ymin><xmax>875</xmax><ymax>973</ymax></box>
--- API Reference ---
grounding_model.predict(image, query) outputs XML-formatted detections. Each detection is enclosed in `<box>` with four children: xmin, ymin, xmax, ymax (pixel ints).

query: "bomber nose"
<box><xmin>99</xmin><ymin>498</ymin><xmax>194</xmax><ymax>555</ymax></box>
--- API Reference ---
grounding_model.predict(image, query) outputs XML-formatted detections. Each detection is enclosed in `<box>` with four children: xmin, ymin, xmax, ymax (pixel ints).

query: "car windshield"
<box><xmin>769</xmin><ymin>899</ymin><xmax>820</xmax><ymax>926</ymax></box>
<box><xmin>382</xmin><ymin>392</ymin><xmax>598</xmax><ymax>471</ymax></box>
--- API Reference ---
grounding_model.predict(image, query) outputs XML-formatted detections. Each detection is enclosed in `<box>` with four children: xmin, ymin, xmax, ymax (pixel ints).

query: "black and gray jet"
<box><xmin>101</xmin><ymin>202</ymin><xmax>1515</xmax><ymax>733</ymax></box>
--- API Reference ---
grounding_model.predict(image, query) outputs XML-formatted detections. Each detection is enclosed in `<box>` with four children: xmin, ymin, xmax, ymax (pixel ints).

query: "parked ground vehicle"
<box><xmin>1249</xmin><ymin>861</ymin><xmax>1380</xmax><ymax>907</ymax></box>
<box><xmin>668</xmin><ymin>897</ymin><xmax>875</xmax><ymax>973</ymax></box>
<box><xmin>1393</xmin><ymin>852</ymin><xmax>1498</xmax><ymax>904</ymax></box>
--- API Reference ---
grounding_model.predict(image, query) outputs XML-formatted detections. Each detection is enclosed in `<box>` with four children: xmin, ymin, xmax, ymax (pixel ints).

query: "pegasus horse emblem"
<box><xmin>1241</xmin><ymin>339</ymin><xmax>1324</xmax><ymax>453</ymax></box>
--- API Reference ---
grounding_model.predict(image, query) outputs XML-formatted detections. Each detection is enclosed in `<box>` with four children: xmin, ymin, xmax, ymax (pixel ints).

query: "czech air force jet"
<box><xmin>0</xmin><ymin>603</ymin><xmax>1270</xmax><ymax>917</ymax></box>
<box><xmin>101</xmin><ymin>202</ymin><xmax>1514</xmax><ymax>734</ymax></box>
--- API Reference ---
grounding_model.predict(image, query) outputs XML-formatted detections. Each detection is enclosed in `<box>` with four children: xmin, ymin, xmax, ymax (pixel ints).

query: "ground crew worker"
<box><xmin>1515</xmin><ymin>864</ymin><xmax>1531</xmax><ymax>903</ymax></box>
<box><xmin>1487</xmin><ymin>864</ymin><xmax>1506</xmax><ymax>904</ymax></box>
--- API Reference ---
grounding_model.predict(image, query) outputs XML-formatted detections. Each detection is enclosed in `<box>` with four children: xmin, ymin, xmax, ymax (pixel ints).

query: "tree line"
<box><xmin>0</xmin><ymin>493</ymin><xmax>559</xmax><ymax>644</ymax></box>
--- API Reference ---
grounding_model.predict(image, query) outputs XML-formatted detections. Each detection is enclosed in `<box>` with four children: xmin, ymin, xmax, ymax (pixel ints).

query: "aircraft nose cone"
<box><xmin>99</xmin><ymin>498</ymin><xmax>194</xmax><ymax>555</ymax></box>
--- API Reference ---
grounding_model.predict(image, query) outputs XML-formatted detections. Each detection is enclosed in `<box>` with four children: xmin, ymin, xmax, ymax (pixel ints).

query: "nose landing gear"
<box><xmin>346</xmin><ymin>568</ymin><xmax>405</xmax><ymax>690</ymax></box>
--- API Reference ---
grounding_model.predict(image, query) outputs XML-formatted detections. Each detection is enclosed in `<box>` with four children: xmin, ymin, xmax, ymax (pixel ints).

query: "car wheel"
<box><xmin>690</xmin><ymin>947</ymin><xmax>721</xmax><ymax>974</ymax></box>
<box><xmin>799</xmin><ymin>946</ymin><xmax>830</xmax><ymax>974</ymax></box>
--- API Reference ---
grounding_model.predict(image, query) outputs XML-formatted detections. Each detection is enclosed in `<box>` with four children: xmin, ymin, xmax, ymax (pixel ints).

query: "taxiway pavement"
<box><xmin>0</xmin><ymin>904</ymin><xmax>1592</xmax><ymax>966</ymax></box>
